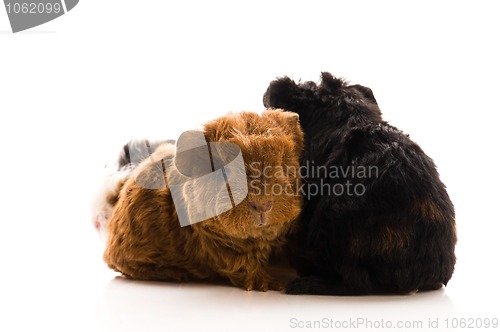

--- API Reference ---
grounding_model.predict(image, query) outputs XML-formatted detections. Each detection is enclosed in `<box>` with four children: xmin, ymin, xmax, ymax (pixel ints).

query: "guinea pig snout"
<box><xmin>248</xmin><ymin>200</ymin><xmax>273</xmax><ymax>213</ymax></box>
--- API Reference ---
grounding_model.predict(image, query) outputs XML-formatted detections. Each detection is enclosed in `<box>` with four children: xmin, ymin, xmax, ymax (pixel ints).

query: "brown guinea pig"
<box><xmin>102</xmin><ymin>110</ymin><xmax>304</xmax><ymax>291</ymax></box>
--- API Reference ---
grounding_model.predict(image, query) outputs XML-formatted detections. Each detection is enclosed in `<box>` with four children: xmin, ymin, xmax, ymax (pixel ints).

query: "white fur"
<box><xmin>91</xmin><ymin>164</ymin><xmax>132</xmax><ymax>242</ymax></box>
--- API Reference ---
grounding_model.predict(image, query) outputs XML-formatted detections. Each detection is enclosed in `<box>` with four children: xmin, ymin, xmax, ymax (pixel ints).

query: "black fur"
<box><xmin>263</xmin><ymin>72</ymin><xmax>456</xmax><ymax>295</ymax></box>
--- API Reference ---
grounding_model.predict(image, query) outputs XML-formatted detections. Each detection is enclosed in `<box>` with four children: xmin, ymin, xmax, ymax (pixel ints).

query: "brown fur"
<box><xmin>105</xmin><ymin>190</ymin><xmax>120</xmax><ymax>206</ymax></box>
<box><xmin>417</xmin><ymin>199</ymin><xmax>445</xmax><ymax>221</ymax></box>
<box><xmin>377</xmin><ymin>225</ymin><xmax>410</xmax><ymax>254</ymax></box>
<box><xmin>103</xmin><ymin>110</ymin><xmax>304</xmax><ymax>291</ymax></box>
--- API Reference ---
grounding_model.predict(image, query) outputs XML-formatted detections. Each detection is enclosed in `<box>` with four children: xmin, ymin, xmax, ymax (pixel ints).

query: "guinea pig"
<box><xmin>263</xmin><ymin>72</ymin><xmax>457</xmax><ymax>295</ymax></box>
<box><xmin>102</xmin><ymin>110</ymin><xmax>304</xmax><ymax>291</ymax></box>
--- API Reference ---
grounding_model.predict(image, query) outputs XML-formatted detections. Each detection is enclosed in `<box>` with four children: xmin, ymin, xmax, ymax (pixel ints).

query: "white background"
<box><xmin>1</xmin><ymin>1</ymin><xmax>499</xmax><ymax>331</ymax></box>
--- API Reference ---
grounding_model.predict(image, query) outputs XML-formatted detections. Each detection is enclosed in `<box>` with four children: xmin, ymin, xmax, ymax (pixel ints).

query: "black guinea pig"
<box><xmin>263</xmin><ymin>72</ymin><xmax>457</xmax><ymax>295</ymax></box>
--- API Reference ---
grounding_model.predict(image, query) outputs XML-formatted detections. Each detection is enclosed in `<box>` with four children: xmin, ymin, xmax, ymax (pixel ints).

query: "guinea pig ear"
<box><xmin>263</xmin><ymin>76</ymin><xmax>300</xmax><ymax>111</ymax></box>
<box><xmin>319</xmin><ymin>72</ymin><xmax>344</xmax><ymax>93</ymax></box>
<box><xmin>351</xmin><ymin>84</ymin><xmax>378</xmax><ymax>104</ymax></box>
<box><xmin>264</xmin><ymin>110</ymin><xmax>304</xmax><ymax>157</ymax></box>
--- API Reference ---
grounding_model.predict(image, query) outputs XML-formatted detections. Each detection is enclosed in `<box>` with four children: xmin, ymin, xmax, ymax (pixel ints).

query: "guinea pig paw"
<box><xmin>92</xmin><ymin>215</ymin><xmax>102</xmax><ymax>231</ymax></box>
<box><xmin>244</xmin><ymin>275</ymin><xmax>284</xmax><ymax>292</ymax></box>
<box><xmin>263</xmin><ymin>278</ymin><xmax>285</xmax><ymax>292</ymax></box>
<box><xmin>285</xmin><ymin>276</ymin><xmax>331</xmax><ymax>295</ymax></box>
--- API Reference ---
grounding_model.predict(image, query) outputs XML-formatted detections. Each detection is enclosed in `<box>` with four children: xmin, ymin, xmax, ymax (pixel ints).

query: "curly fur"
<box><xmin>263</xmin><ymin>72</ymin><xmax>457</xmax><ymax>295</ymax></box>
<box><xmin>103</xmin><ymin>110</ymin><xmax>304</xmax><ymax>291</ymax></box>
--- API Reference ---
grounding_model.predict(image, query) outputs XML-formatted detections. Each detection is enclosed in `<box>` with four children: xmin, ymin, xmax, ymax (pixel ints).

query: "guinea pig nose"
<box><xmin>249</xmin><ymin>200</ymin><xmax>273</xmax><ymax>213</ymax></box>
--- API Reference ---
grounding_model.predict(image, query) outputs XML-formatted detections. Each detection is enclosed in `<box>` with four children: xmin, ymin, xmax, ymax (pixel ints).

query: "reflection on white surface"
<box><xmin>97</xmin><ymin>277</ymin><xmax>455</xmax><ymax>332</ymax></box>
